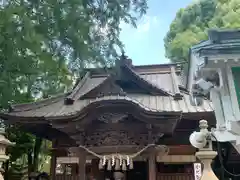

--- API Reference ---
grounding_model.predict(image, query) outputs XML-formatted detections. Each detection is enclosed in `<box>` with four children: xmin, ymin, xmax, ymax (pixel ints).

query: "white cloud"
<box><xmin>137</xmin><ymin>15</ymin><xmax>160</xmax><ymax>34</ymax></box>
<box><xmin>120</xmin><ymin>15</ymin><xmax>161</xmax><ymax>48</ymax></box>
<box><xmin>120</xmin><ymin>15</ymin><xmax>160</xmax><ymax>36</ymax></box>
<box><xmin>152</xmin><ymin>16</ymin><xmax>159</xmax><ymax>25</ymax></box>
<box><xmin>137</xmin><ymin>21</ymin><xmax>150</xmax><ymax>33</ymax></box>
<box><xmin>120</xmin><ymin>15</ymin><xmax>161</xmax><ymax>46</ymax></box>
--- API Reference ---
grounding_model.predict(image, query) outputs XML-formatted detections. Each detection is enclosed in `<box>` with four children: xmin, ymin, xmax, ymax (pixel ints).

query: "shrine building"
<box><xmin>0</xmin><ymin>54</ymin><xmax>228</xmax><ymax>180</ymax></box>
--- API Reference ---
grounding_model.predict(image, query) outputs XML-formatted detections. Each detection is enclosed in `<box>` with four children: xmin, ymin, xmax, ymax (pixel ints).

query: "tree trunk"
<box><xmin>33</xmin><ymin>137</ymin><xmax>43</xmax><ymax>172</ymax></box>
<box><xmin>28</xmin><ymin>149</ymin><xmax>33</xmax><ymax>176</ymax></box>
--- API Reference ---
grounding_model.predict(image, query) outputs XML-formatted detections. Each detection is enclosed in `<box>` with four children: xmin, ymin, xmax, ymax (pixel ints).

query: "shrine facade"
<box><xmin>0</xmin><ymin>55</ymin><xmax>218</xmax><ymax>180</ymax></box>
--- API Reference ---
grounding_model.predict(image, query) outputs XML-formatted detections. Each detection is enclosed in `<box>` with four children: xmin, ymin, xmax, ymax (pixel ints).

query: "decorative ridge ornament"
<box><xmin>119</xmin><ymin>51</ymin><xmax>133</xmax><ymax>67</ymax></box>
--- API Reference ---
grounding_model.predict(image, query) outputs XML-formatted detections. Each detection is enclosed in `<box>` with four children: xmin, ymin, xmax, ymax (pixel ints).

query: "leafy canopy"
<box><xmin>0</xmin><ymin>0</ymin><xmax>147</xmax><ymax>107</ymax></box>
<box><xmin>164</xmin><ymin>0</ymin><xmax>240</xmax><ymax>64</ymax></box>
<box><xmin>0</xmin><ymin>0</ymin><xmax>147</xmax><ymax>175</ymax></box>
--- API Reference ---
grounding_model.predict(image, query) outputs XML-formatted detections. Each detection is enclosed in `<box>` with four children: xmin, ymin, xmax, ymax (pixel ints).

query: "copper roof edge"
<box><xmin>65</xmin><ymin>72</ymin><xmax>90</xmax><ymax>104</ymax></box>
<box><xmin>53</xmin><ymin>96</ymin><xmax>183</xmax><ymax>120</ymax></box>
<box><xmin>78</xmin><ymin>75</ymin><xmax>117</xmax><ymax>99</ymax></box>
<box><xmin>85</xmin><ymin>62</ymin><xmax>182</xmax><ymax>70</ymax></box>
<box><xmin>11</xmin><ymin>93</ymin><xmax>69</xmax><ymax>112</ymax></box>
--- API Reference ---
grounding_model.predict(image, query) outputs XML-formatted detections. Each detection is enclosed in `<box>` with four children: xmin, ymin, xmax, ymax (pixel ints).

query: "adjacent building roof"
<box><xmin>0</xmin><ymin>55</ymin><xmax>213</xmax><ymax>122</ymax></box>
<box><xmin>191</xmin><ymin>29</ymin><xmax>240</xmax><ymax>56</ymax></box>
<box><xmin>186</xmin><ymin>29</ymin><xmax>240</xmax><ymax>89</ymax></box>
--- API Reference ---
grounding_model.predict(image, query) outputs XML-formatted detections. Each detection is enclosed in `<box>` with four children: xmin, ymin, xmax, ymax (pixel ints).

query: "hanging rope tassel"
<box><xmin>98</xmin><ymin>159</ymin><xmax>103</xmax><ymax>170</ymax></box>
<box><xmin>129</xmin><ymin>158</ymin><xmax>134</xmax><ymax>170</ymax></box>
<box><xmin>115</xmin><ymin>158</ymin><xmax>120</xmax><ymax>170</ymax></box>
<box><xmin>103</xmin><ymin>156</ymin><xmax>106</xmax><ymax>166</ymax></box>
<box><xmin>119</xmin><ymin>155</ymin><xmax>122</xmax><ymax>166</ymax></box>
<box><xmin>107</xmin><ymin>160</ymin><xmax>112</xmax><ymax>171</ymax></box>
<box><xmin>122</xmin><ymin>160</ymin><xmax>127</xmax><ymax>171</ymax></box>
<box><xmin>112</xmin><ymin>155</ymin><xmax>115</xmax><ymax>166</ymax></box>
<box><xmin>74</xmin><ymin>144</ymin><xmax>169</xmax><ymax>171</ymax></box>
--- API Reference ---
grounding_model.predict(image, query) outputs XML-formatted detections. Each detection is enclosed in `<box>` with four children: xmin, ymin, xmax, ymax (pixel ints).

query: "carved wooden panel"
<box><xmin>98</xmin><ymin>113</ymin><xmax>127</xmax><ymax>123</ymax></box>
<box><xmin>84</xmin><ymin>130</ymin><xmax>159</xmax><ymax>147</ymax></box>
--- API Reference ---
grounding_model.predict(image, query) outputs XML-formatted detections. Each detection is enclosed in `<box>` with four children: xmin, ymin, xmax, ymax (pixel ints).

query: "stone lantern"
<box><xmin>0</xmin><ymin>127</ymin><xmax>14</xmax><ymax>180</ymax></box>
<box><xmin>190</xmin><ymin>120</ymin><xmax>218</xmax><ymax>180</ymax></box>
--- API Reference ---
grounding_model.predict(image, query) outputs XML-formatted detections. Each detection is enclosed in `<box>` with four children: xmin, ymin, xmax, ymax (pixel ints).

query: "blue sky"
<box><xmin>120</xmin><ymin>0</ymin><xmax>193</xmax><ymax>65</ymax></box>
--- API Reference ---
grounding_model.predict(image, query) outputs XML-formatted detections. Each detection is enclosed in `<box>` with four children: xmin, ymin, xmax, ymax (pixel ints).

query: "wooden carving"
<box><xmin>84</xmin><ymin>130</ymin><xmax>158</xmax><ymax>147</ymax></box>
<box><xmin>98</xmin><ymin>113</ymin><xmax>127</xmax><ymax>123</ymax></box>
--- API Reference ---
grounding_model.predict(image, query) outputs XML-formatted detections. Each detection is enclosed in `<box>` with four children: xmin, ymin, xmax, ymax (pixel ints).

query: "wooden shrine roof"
<box><xmin>0</xmin><ymin>56</ymin><xmax>216</xmax><ymax>146</ymax></box>
<box><xmin>4</xmin><ymin>94</ymin><xmax>213</xmax><ymax>119</ymax></box>
<box><xmin>0</xmin><ymin>56</ymin><xmax>214</xmax><ymax>122</ymax></box>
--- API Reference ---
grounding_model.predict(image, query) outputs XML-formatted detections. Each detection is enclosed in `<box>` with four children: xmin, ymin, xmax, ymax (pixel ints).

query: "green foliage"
<box><xmin>164</xmin><ymin>0</ymin><xmax>240</xmax><ymax>64</ymax></box>
<box><xmin>6</xmin><ymin>126</ymin><xmax>35</xmax><ymax>162</ymax></box>
<box><xmin>0</xmin><ymin>0</ymin><xmax>147</xmax><ymax>75</ymax></box>
<box><xmin>0</xmin><ymin>0</ymin><xmax>147</xmax><ymax>178</ymax></box>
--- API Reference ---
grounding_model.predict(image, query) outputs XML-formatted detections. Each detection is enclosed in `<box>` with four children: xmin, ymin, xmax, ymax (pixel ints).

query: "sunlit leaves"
<box><xmin>164</xmin><ymin>0</ymin><xmax>240</xmax><ymax>65</ymax></box>
<box><xmin>0</xmin><ymin>0</ymin><xmax>147</xmax><ymax>176</ymax></box>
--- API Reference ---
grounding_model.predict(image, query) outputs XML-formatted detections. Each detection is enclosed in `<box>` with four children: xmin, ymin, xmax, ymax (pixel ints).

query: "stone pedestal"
<box><xmin>191</xmin><ymin>120</ymin><xmax>219</xmax><ymax>180</ymax></box>
<box><xmin>196</xmin><ymin>150</ymin><xmax>218</xmax><ymax>180</ymax></box>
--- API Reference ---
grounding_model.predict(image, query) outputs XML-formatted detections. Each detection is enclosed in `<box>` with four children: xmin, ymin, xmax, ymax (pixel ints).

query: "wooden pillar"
<box><xmin>50</xmin><ymin>150</ymin><xmax>56</xmax><ymax>180</ymax></box>
<box><xmin>148</xmin><ymin>153</ymin><xmax>156</xmax><ymax>180</ymax></box>
<box><xmin>71</xmin><ymin>164</ymin><xmax>78</xmax><ymax>175</ymax></box>
<box><xmin>91</xmin><ymin>159</ymin><xmax>101</xmax><ymax>179</ymax></box>
<box><xmin>78</xmin><ymin>151</ymin><xmax>86</xmax><ymax>180</ymax></box>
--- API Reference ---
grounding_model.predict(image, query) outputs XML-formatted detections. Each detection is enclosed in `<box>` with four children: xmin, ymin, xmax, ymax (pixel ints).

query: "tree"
<box><xmin>0</xmin><ymin>0</ymin><xmax>147</xmax><ymax>179</ymax></box>
<box><xmin>164</xmin><ymin>0</ymin><xmax>240</xmax><ymax>65</ymax></box>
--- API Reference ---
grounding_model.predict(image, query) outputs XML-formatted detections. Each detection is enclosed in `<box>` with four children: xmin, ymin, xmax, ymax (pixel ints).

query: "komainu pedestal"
<box><xmin>192</xmin><ymin>120</ymin><xmax>219</xmax><ymax>180</ymax></box>
<box><xmin>196</xmin><ymin>150</ymin><xmax>218</xmax><ymax>180</ymax></box>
